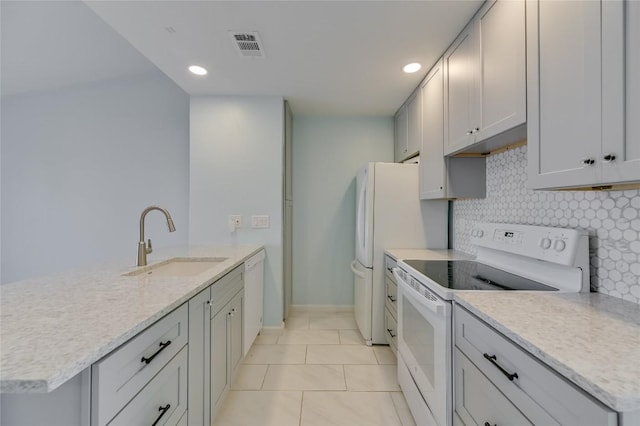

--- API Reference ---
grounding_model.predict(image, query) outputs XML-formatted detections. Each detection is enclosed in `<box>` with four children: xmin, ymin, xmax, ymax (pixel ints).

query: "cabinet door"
<box><xmin>526</xmin><ymin>0</ymin><xmax>603</xmax><ymax>189</ymax></box>
<box><xmin>420</xmin><ymin>59</ymin><xmax>487</xmax><ymax>200</ymax></box>
<box><xmin>420</xmin><ymin>59</ymin><xmax>446</xmax><ymax>199</ymax></box>
<box><xmin>187</xmin><ymin>287</ymin><xmax>211</xmax><ymax>426</ymax></box>
<box><xmin>210</xmin><ymin>305</ymin><xmax>229</xmax><ymax>415</ymax></box>
<box><xmin>229</xmin><ymin>291</ymin><xmax>244</xmax><ymax>379</ymax></box>
<box><xmin>407</xmin><ymin>91</ymin><xmax>421</xmax><ymax>159</ymax></box>
<box><xmin>601</xmin><ymin>0</ymin><xmax>640</xmax><ymax>184</ymax></box>
<box><xmin>454</xmin><ymin>348</ymin><xmax>537</xmax><ymax>426</ymax></box>
<box><xmin>444</xmin><ymin>20</ymin><xmax>478</xmax><ymax>155</ymax></box>
<box><xmin>475</xmin><ymin>0</ymin><xmax>526</xmax><ymax>142</ymax></box>
<box><xmin>109</xmin><ymin>347</ymin><xmax>188</xmax><ymax>426</ymax></box>
<box><xmin>384</xmin><ymin>307</ymin><xmax>397</xmax><ymax>351</ymax></box>
<box><xmin>395</xmin><ymin>105</ymin><xmax>409</xmax><ymax>162</ymax></box>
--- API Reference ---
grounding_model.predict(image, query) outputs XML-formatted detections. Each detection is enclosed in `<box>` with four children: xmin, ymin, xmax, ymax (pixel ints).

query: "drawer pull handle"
<box><xmin>386</xmin><ymin>267</ymin><xmax>393</xmax><ymax>273</ymax></box>
<box><xmin>387</xmin><ymin>328</ymin><xmax>396</xmax><ymax>338</ymax></box>
<box><xmin>151</xmin><ymin>404</ymin><xmax>171</xmax><ymax>426</ymax></box>
<box><xmin>387</xmin><ymin>295</ymin><xmax>397</xmax><ymax>302</ymax></box>
<box><xmin>484</xmin><ymin>423</ymin><xmax>496</xmax><ymax>426</ymax></box>
<box><xmin>141</xmin><ymin>340</ymin><xmax>172</xmax><ymax>365</ymax></box>
<box><xmin>483</xmin><ymin>353</ymin><xmax>518</xmax><ymax>381</ymax></box>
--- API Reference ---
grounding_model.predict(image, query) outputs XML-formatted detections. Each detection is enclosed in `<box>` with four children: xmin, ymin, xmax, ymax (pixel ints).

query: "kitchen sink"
<box><xmin>124</xmin><ymin>257</ymin><xmax>228</xmax><ymax>277</ymax></box>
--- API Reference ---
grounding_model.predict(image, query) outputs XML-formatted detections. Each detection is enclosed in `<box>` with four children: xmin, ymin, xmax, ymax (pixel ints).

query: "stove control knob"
<box><xmin>554</xmin><ymin>239</ymin><xmax>566</xmax><ymax>252</ymax></box>
<box><xmin>476</xmin><ymin>230</ymin><xmax>484</xmax><ymax>238</ymax></box>
<box><xmin>539</xmin><ymin>238</ymin><xmax>552</xmax><ymax>249</ymax></box>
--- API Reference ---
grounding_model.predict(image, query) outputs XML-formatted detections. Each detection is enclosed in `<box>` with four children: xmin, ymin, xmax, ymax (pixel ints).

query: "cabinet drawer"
<box><xmin>210</xmin><ymin>265</ymin><xmax>244</xmax><ymax>316</ymax></box>
<box><xmin>454</xmin><ymin>347</ymin><xmax>534</xmax><ymax>426</ymax></box>
<box><xmin>384</xmin><ymin>276</ymin><xmax>398</xmax><ymax>315</ymax></box>
<box><xmin>92</xmin><ymin>304</ymin><xmax>188</xmax><ymax>426</ymax></box>
<box><xmin>109</xmin><ymin>346</ymin><xmax>188</xmax><ymax>426</ymax></box>
<box><xmin>384</xmin><ymin>255</ymin><xmax>397</xmax><ymax>280</ymax></box>
<box><xmin>454</xmin><ymin>305</ymin><xmax>616</xmax><ymax>425</ymax></box>
<box><xmin>384</xmin><ymin>308</ymin><xmax>397</xmax><ymax>350</ymax></box>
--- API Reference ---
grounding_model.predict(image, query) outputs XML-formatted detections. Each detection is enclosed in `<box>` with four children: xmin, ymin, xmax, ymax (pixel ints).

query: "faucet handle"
<box><xmin>146</xmin><ymin>238</ymin><xmax>153</xmax><ymax>254</ymax></box>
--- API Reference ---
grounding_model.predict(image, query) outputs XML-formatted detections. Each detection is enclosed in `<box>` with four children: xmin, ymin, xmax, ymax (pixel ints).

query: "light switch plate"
<box><xmin>251</xmin><ymin>215</ymin><xmax>270</xmax><ymax>228</ymax></box>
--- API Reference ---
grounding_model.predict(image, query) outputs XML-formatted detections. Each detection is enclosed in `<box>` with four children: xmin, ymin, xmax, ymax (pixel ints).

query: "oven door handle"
<box><xmin>394</xmin><ymin>268</ymin><xmax>445</xmax><ymax>315</ymax></box>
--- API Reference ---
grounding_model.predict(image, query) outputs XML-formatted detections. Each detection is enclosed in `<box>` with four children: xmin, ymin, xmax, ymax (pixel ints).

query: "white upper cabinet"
<box><xmin>601</xmin><ymin>0</ymin><xmax>640</xmax><ymax>185</ymax></box>
<box><xmin>394</xmin><ymin>104</ymin><xmax>409</xmax><ymax>162</ymax></box>
<box><xmin>406</xmin><ymin>90</ymin><xmax>422</xmax><ymax>160</ymax></box>
<box><xmin>527</xmin><ymin>0</ymin><xmax>640</xmax><ymax>189</ymax></box>
<box><xmin>394</xmin><ymin>90</ymin><xmax>421</xmax><ymax>163</ymax></box>
<box><xmin>420</xmin><ymin>60</ymin><xmax>447</xmax><ymax>199</ymax></box>
<box><xmin>474</xmin><ymin>0</ymin><xmax>526</xmax><ymax>143</ymax></box>
<box><xmin>444</xmin><ymin>0</ymin><xmax>526</xmax><ymax>156</ymax></box>
<box><xmin>443</xmin><ymin>21</ymin><xmax>478</xmax><ymax>155</ymax></box>
<box><xmin>420</xmin><ymin>58</ymin><xmax>486</xmax><ymax>200</ymax></box>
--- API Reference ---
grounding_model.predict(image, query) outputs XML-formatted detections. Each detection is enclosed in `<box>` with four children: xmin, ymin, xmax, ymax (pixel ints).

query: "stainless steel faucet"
<box><xmin>137</xmin><ymin>206</ymin><xmax>176</xmax><ymax>266</ymax></box>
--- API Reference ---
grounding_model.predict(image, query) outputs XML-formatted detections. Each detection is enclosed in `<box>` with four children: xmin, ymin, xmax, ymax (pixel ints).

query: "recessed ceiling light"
<box><xmin>188</xmin><ymin>65</ymin><xmax>208</xmax><ymax>76</ymax></box>
<box><xmin>403</xmin><ymin>63</ymin><xmax>422</xmax><ymax>74</ymax></box>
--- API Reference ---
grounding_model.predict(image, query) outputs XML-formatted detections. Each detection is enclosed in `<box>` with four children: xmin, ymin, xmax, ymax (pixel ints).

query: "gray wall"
<box><xmin>292</xmin><ymin>116</ymin><xmax>393</xmax><ymax>306</ymax></box>
<box><xmin>453</xmin><ymin>146</ymin><xmax>640</xmax><ymax>304</ymax></box>
<box><xmin>189</xmin><ymin>96</ymin><xmax>284</xmax><ymax>327</ymax></box>
<box><xmin>1</xmin><ymin>72</ymin><xmax>190</xmax><ymax>283</ymax></box>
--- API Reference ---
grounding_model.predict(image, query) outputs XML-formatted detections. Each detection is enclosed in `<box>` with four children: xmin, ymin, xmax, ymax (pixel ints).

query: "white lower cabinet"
<box><xmin>384</xmin><ymin>307</ymin><xmax>397</xmax><ymax>351</ymax></box>
<box><xmin>453</xmin><ymin>305</ymin><xmax>617</xmax><ymax>425</ymax></box>
<box><xmin>187</xmin><ymin>286</ymin><xmax>212</xmax><ymax>426</ymax></box>
<box><xmin>211</xmin><ymin>289</ymin><xmax>244</xmax><ymax>416</ymax></box>
<box><xmin>383</xmin><ymin>255</ymin><xmax>398</xmax><ymax>352</ymax></box>
<box><xmin>108</xmin><ymin>347</ymin><xmax>188</xmax><ymax>426</ymax></box>
<box><xmin>455</xmin><ymin>348</ymin><xmax>533</xmax><ymax>426</ymax></box>
<box><xmin>91</xmin><ymin>304</ymin><xmax>188</xmax><ymax>426</ymax></box>
<box><xmin>187</xmin><ymin>264</ymin><xmax>245</xmax><ymax>425</ymax></box>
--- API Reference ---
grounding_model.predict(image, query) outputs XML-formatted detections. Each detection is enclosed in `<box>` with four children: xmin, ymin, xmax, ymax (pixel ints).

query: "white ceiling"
<box><xmin>1</xmin><ymin>1</ymin><xmax>483</xmax><ymax>116</ymax></box>
<box><xmin>84</xmin><ymin>0</ymin><xmax>483</xmax><ymax>116</ymax></box>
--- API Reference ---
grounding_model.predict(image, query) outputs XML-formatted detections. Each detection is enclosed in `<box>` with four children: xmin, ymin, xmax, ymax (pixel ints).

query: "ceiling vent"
<box><xmin>228</xmin><ymin>31</ymin><xmax>266</xmax><ymax>58</ymax></box>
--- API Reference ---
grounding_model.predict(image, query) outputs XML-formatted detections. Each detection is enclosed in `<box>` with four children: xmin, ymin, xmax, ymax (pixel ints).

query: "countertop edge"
<box><xmin>0</xmin><ymin>245</ymin><xmax>264</xmax><ymax>394</ymax></box>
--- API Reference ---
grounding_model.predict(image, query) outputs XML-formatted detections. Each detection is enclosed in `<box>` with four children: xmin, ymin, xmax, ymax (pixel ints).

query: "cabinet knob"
<box><xmin>580</xmin><ymin>158</ymin><xmax>595</xmax><ymax>166</ymax></box>
<box><xmin>602</xmin><ymin>153</ymin><xmax>616</xmax><ymax>163</ymax></box>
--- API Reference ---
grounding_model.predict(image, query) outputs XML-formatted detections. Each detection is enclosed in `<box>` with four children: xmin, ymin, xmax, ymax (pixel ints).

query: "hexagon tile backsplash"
<box><xmin>452</xmin><ymin>145</ymin><xmax>640</xmax><ymax>304</ymax></box>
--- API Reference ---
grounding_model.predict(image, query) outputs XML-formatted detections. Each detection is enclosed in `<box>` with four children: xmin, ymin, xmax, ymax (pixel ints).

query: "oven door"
<box><xmin>395</xmin><ymin>268</ymin><xmax>451</xmax><ymax>426</ymax></box>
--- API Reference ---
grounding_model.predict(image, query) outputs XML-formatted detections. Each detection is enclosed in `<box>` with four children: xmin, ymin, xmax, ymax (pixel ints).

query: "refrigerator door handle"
<box><xmin>356</xmin><ymin>180</ymin><xmax>366</xmax><ymax>259</ymax></box>
<box><xmin>350</xmin><ymin>260</ymin><xmax>365</xmax><ymax>278</ymax></box>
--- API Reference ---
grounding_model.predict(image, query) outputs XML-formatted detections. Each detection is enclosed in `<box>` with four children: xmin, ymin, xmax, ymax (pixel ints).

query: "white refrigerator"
<box><xmin>351</xmin><ymin>162</ymin><xmax>448</xmax><ymax>345</ymax></box>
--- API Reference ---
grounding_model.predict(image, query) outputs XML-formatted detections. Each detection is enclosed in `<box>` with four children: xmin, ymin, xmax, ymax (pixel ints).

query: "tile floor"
<box><xmin>213</xmin><ymin>309</ymin><xmax>417</xmax><ymax>426</ymax></box>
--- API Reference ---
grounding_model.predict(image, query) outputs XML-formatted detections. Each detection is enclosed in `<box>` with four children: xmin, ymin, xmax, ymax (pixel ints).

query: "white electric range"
<box><xmin>393</xmin><ymin>222</ymin><xmax>590</xmax><ymax>426</ymax></box>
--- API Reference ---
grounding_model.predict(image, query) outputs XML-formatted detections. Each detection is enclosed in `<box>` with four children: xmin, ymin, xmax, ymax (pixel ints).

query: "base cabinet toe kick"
<box><xmin>453</xmin><ymin>304</ymin><xmax>637</xmax><ymax>426</ymax></box>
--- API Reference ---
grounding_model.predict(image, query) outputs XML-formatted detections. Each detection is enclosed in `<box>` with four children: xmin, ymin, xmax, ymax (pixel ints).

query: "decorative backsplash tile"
<box><xmin>452</xmin><ymin>145</ymin><xmax>640</xmax><ymax>304</ymax></box>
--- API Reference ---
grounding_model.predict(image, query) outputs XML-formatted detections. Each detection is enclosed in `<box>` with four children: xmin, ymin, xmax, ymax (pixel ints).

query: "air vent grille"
<box><xmin>228</xmin><ymin>31</ymin><xmax>266</xmax><ymax>58</ymax></box>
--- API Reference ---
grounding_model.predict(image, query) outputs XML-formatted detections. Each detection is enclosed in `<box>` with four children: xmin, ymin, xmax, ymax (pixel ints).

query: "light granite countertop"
<box><xmin>0</xmin><ymin>245</ymin><xmax>262</xmax><ymax>394</ymax></box>
<box><xmin>385</xmin><ymin>248</ymin><xmax>473</xmax><ymax>261</ymax></box>
<box><xmin>454</xmin><ymin>292</ymin><xmax>640</xmax><ymax>412</ymax></box>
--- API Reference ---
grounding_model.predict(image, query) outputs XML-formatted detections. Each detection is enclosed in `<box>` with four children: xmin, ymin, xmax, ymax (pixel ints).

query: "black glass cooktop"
<box><xmin>403</xmin><ymin>260</ymin><xmax>557</xmax><ymax>292</ymax></box>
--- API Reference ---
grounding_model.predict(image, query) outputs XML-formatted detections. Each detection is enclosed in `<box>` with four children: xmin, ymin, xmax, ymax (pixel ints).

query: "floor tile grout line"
<box><xmin>260</xmin><ymin>364</ymin><xmax>270</xmax><ymax>390</ymax></box>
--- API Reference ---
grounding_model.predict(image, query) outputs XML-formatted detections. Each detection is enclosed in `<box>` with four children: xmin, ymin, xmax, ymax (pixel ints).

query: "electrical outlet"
<box><xmin>229</xmin><ymin>215</ymin><xmax>242</xmax><ymax>227</ymax></box>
